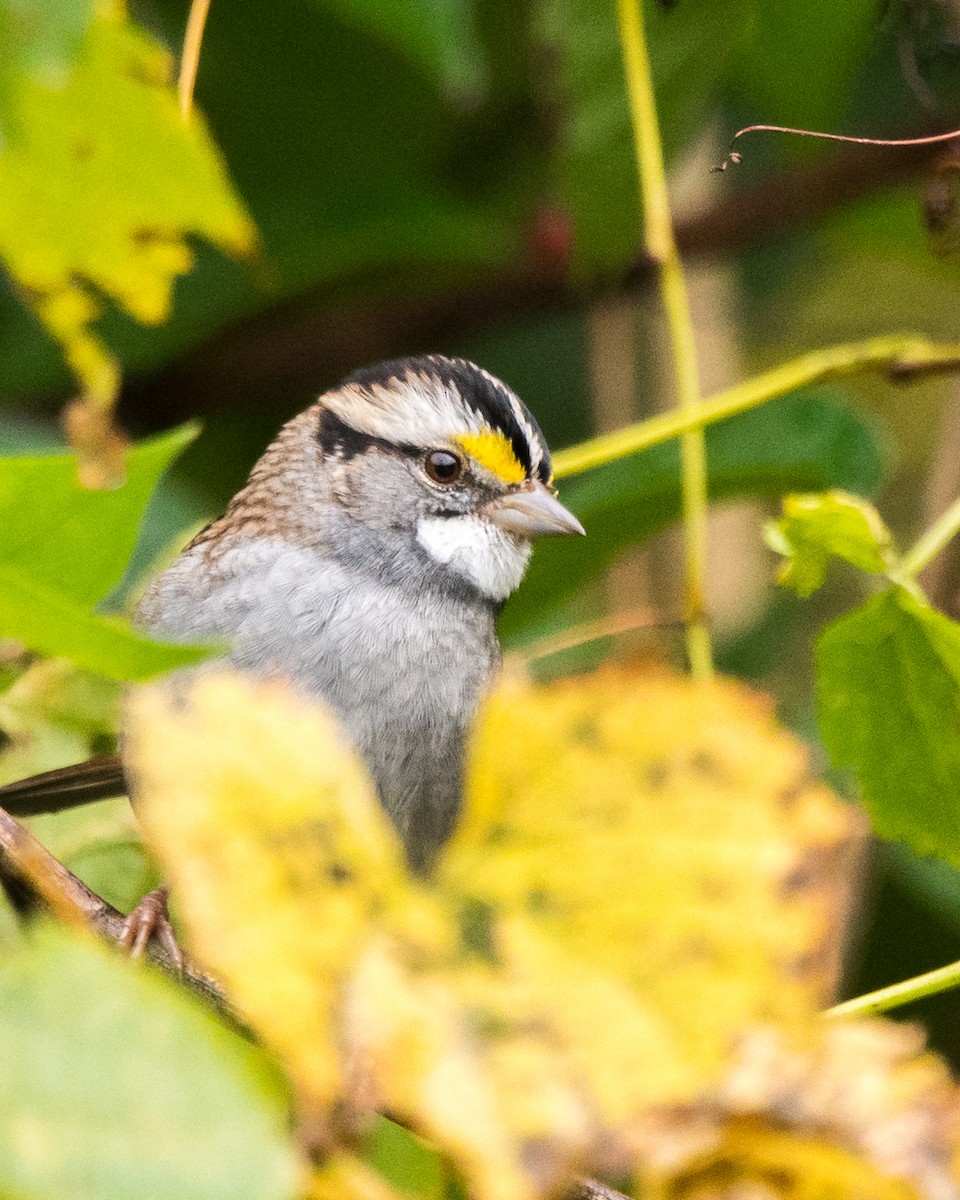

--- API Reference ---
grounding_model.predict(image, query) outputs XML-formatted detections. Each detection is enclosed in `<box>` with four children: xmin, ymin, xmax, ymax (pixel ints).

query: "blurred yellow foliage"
<box><xmin>0</xmin><ymin>2</ymin><xmax>255</xmax><ymax>482</ymax></box>
<box><xmin>127</xmin><ymin>666</ymin><xmax>960</xmax><ymax>1200</ymax></box>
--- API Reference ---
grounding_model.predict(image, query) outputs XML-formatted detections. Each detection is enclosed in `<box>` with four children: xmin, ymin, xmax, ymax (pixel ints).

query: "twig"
<box><xmin>901</xmin><ymin>492</ymin><xmax>960</xmax><ymax>578</ymax></box>
<box><xmin>715</xmin><ymin>122</ymin><xmax>960</xmax><ymax>173</ymax></box>
<box><xmin>178</xmin><ymin>0</ymin><xmax>213</xmax><ymax>120</ymax></box>
<box><xmin>0</xmin><ymin>803</ymin><xmax>228</xmax><ymax>1013</ymax></box>
<box><xmin>512</xmin><ymin>605</ymin><xmax>677</xmax><ymax>664</ymax></box>
<box><xmin>616</xmin><ymin>0</ymin><xmax>712</xmax><ymax>679</ymax></box>
<box><xmin>122</xmin><ymin>134</ymin><xmax>942</xmax><ymax>428</ymax></box>
<box><xmin>917</xmin><ymin>384</ymin><xmax>960</xmax><ymax>614</ymax></box>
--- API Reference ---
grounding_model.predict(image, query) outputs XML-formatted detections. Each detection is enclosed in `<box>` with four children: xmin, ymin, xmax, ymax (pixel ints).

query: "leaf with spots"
<box><xmin>129</xmin><ymin>668</ymin><xmax>960</xmax><ymax>1200</ymax></box>
<box><xmin>0</xmin><ymin>1</ymin><xmax>256</xmax><ymax>479</ymax></box>
<box><xmin>129</xmin><ymin>673</ymin><xmax>406</xmax><ymax>1117</ymax></box>
<box><xmin>445</xmin><ymin>669</ymin><xmax>867</xmax><ymax>1071</ymax></box>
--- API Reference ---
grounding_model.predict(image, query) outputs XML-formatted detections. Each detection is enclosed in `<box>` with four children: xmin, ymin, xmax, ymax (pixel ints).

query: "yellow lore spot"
<box><xmin>457</xmin><ymin>430</ymin><xmax>526</xmax><ymax>484</ymax></box>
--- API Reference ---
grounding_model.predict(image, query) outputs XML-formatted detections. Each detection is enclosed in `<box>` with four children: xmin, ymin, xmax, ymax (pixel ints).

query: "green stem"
<box><xmin>616</xmin><ymin>0</ymin><xmax>711</xmax><ymax>680</ymax></box>
<box><xmin>901</xmin><ymin>492</ymin><xmax>960</xmax><ymax>577</ymax></box>
<box><xmin>553</xmin><ymin>335</ymin><xmax>960</xmax><ymax>479</ymax></box>
<box><xmin>825</xmin><ymin>957</ymin><xmax>960</xmax><ymax>1018</ymax></box>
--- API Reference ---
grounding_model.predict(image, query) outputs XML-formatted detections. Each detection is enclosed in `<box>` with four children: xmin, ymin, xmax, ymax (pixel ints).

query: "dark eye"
<box><xmin>424</xmin><ymin>450</ymin><xmax>463</xmax><ymax>484</ymax></box>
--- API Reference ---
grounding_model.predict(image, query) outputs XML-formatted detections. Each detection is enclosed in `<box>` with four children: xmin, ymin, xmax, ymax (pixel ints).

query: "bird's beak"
<box><xmin>485</xmin><ymin>479</ymin><xmax>585</xmax><ymax>539</ymax></box>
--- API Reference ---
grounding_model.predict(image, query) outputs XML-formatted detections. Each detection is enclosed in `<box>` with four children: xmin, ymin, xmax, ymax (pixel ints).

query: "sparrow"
<box><xmin>0</xmin><ymin>355</ymin><xmax>583</xmax><ymax>877</ymax></box>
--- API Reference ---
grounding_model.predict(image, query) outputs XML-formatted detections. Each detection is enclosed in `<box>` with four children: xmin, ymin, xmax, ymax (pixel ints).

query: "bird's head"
<box><xmin>313</xmin><ymin>355</ymin><xmax>584</xmax><ymax>602</ymax></box>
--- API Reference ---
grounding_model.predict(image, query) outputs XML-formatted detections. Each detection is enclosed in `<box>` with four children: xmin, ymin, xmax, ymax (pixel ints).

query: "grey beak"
<box><xmin>485</xmin><ymin>479</ymin><xmax>585</xmax><ymax>539</ymax></box>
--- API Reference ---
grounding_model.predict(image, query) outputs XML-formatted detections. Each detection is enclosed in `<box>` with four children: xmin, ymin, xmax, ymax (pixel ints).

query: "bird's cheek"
<box><xmin>417</xmin><ymin>516</ymin><xmax>531</xmax><ymax>601</ymax></box>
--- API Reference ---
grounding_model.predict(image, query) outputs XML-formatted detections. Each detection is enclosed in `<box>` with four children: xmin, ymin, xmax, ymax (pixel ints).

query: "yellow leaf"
<box><xmin>128</xmin><ymin>673</ymin><xmax>403</xmax><ymax>1113</ymax></box>
<box><xmin>445</xmin><ymin>668</ymin><xmax>866</xmax><ymax>1078</ymax></box>
<box><xmin>632</xmin><ymin>1020</ymin><xmax>959</xmax><ymax>1200</ymax></box>
<box><xmin>131</xmin><ymin>665</ymin><xmax>957</xmax><ymax>1200</ymax></box>
<box><xmin>0</xmin><ymin>1</ymin><xmax>256</xmax><ymax>476</ymax></box>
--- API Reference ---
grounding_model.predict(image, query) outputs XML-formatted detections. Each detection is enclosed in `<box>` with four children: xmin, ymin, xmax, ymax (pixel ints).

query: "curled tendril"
<box><xmin>712</xmin><ymin>123</ymin><xmax>960</xmax><ymax>173</ymax></box>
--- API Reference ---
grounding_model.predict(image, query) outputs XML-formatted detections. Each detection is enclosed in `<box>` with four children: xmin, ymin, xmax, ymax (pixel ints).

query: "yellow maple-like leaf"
<box><xmin>128</xmin><ymin>666</ymin><xmax>959</xmax><ymax>1200</ymax></box>
<box><xmin>0</xmin><ymin>1</ymin><xmax>256</xmax><ymax>480</ymax></box>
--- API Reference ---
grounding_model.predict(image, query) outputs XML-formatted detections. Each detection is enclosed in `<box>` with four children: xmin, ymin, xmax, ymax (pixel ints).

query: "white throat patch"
<box><xmin>417</xmin><ymin>515</ymin><xmax>532</xmax><ymax>601</ymax></box>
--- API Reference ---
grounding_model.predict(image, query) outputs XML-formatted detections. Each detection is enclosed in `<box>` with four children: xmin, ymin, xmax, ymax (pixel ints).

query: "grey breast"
<box><xmin>136</xmin><ymin>535</ymin><xmax>499</xmax><ymax>871</ymax></box>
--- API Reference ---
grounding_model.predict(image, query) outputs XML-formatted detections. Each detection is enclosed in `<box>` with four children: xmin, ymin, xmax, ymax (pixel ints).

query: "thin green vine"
<box><xmin>615</xmin><ymin>0</ymin><xmax>712</xmax><ymax>679</ymax></box>
<box><xmin>554</xmin><ymin>335</ymin><xmax>960</xmax><ymax>479</ymax></box>
<box><xmin>901</xmin><ymin>492</ymin><xmax>960</xmax><ymax>578</ymax></box>
<box><xmin>826</xmin><ymin>957</ymin><xmax>960</xmax><ymax>1018</ymax></box>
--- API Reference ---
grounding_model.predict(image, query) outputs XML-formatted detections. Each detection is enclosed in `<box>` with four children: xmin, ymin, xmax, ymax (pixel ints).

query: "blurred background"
<box><xmin>4</xmin><ymin>0</ymin><xmax>960</xmax><ymax>1058</ymax></box>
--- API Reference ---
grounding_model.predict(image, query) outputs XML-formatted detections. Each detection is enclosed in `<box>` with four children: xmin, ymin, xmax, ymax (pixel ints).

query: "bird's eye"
<box><xmin>424</xmin><ymin>450</ymin><xmax>463</xmax><ymax>484</ymax></box>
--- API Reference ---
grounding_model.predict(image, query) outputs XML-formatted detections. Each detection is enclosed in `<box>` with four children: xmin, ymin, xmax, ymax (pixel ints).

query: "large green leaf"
<box><xmin>817</xmin><ymin>587</ymin><xmax>960</xmax><ymax>868</ymax></box>
<box><xmin>0</xmin><ymin>925</ymin><xmax>299</xmax><ymax>1200</ymax></box>
<box><xmin>0</xmin><ymin>425</ymin><xmax>215</xmax><ymax>679</ymax></box>
<box><xmin>502</xmin><ymin>386</ymin><xmax>884</xmax><ymax>643</ymax></box>
<box><xmin>0</xmin><ymin>424</ymin><xmax>198</xmax><ymax>606</ymax></box>
<box><xmin>0</xmin><ymin>565</ymin><xmax>210</xmax><ymax>680</ymax></box>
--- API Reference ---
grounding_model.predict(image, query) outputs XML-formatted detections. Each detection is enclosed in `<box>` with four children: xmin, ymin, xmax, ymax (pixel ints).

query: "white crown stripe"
<box><xmin>327</xmin><ymin>368</ymin><xmax>544</xmax><ymax>475</ymax></box>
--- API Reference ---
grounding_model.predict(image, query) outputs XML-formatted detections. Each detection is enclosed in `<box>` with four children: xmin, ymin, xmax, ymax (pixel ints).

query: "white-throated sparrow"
<box><xmin>1</xmin><ymin>355</ymin><xmax>583</xmax><ymax>874</ymax></box>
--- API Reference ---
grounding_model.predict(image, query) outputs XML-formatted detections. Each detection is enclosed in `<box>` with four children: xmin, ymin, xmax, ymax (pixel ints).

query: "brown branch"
<box><xmin>566</xmin><ymin>1179</ymin><xmax>630</xmax><ymax>1200</ymax></box>
<box><xmin>0</xmin><ymin>803</ymin><xmax>228</xmax><ymax>1013</ymax></box>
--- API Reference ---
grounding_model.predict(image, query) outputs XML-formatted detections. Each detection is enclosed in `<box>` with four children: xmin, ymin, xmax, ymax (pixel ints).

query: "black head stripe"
<box><xmin>341</xmin><ymin>355</ymin><xmax>552</xmax><ymax>483</ymax></box>
<box><xmin>317</xmin><ymin>406</ymin><xmax>417</xmax><ymax>460</ymax></box>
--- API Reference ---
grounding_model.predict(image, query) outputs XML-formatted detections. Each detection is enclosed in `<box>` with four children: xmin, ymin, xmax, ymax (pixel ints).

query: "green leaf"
<box><xmin>764</xmin><ymin>490</ymin><xmax>897</xmax><ymax>597</ymax></box>
<box><xmin>308</xmin><ymin>0</ymin><xmax>483</xmax><ymax>96</ymax></box>
<box><xmin>0</xmin><ymin>924</ymin><xmax>299</xmax><ymax>1200</ymax></box>
<box><xmin>26</xmin><ymin>796</ymin><xmax>156</xmax><ymax>915</ymax></box>
<box><xmin>0</xmin><ymin>659</ymin><xmax>120</xmax><ymax>786</ymax></box>
<box><xmin>0</xmin><ymin>424</ymin><xmax>216</xmax><ymax>679</ymax></box>
<box><xmin>0</xmin><ymin>424</ymin><xmax>198</xmax><ymax>606</ymax></box>
<box><xmin>502</xmin><ymin>386</ymin><xmax>884</xmax><ymax>643</ymax></box>
<box><xmin>888</xmin><ymin>841</ymin><xmax>960</xmax><ymax>938</ymax></box>
<box><xmin>0</xmin><ymin>3</ymin><xmax>256</xmax><ymax>398</ymax></box>
<box><xmin>0</xmin><ymin>564</ymin><xmax>211</xmax><ymax>680</ymax></box>
<box><xmin>361</xmin><ymin>1116</ymin><xmax>444</xmax><ymax>1200</ymax></box>
<box><xmin>817</xmin><ymin>587</ymin><xmax>960</xmax><ymax>867</ymax></box>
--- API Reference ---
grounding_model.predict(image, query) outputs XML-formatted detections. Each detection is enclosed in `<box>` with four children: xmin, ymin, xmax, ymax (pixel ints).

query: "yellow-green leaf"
<box><xmin>128</xmin><ymin>672</ymin><xmax>406</xmax><ymax>1114</ymax></box>
<box><xmin>765</xmin><ymin>490</ymin><xmax>897</xmax><ymax>597</ymax></box>
<box><xmin>0</xmin><ymin>1</ymin><xmax>256</xmax><ymax>407</ymax></box>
